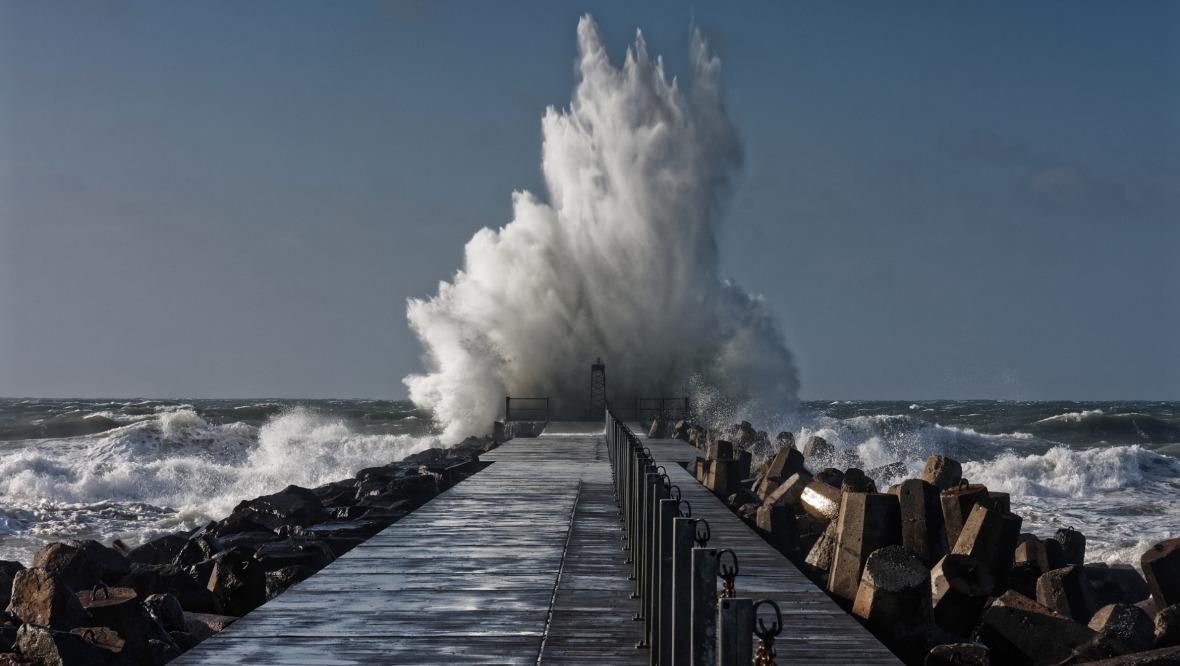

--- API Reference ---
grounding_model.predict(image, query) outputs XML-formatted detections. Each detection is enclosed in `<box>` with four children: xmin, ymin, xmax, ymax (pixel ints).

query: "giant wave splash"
<box><xmin>405</xmin><ymin>17</ymin><xmax>798</xmax><ymax>439</ymax></box>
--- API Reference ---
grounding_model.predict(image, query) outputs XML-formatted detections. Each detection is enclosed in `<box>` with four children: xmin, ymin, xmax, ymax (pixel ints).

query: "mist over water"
<box><xmin>405</xmin><ymin>16</ymin><xmax>798</xmax><ymax>439</ymax></box>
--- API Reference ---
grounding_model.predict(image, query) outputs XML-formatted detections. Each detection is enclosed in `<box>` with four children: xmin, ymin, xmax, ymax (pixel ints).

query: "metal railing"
<box><xmin>610</xmin><ymin>397</ymin><xmax>691</xmax><ymax>424</ymax></box>
<box><xmin>605</xmin><ymin>406</ymin><xmax>780</xmax><ymax>665</ymax></box>
<box><xmin>504</xmin><ymin>396</ymin><xmax>548</xmax><ymax>422</ymax></box>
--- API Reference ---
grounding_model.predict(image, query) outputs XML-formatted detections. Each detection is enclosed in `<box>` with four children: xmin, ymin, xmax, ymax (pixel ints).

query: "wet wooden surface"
<box><xmin>177</xmin><ymin>426</ymin><xmax>899</xmax><ymax>664</ymax></box>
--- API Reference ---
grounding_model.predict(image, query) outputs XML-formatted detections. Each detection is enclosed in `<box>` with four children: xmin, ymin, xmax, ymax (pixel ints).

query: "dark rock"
<box><xmin>648</xmin><ymin>417</ymin><xmax>668</xmax><ymax>439</ymax></box>
<box><xmin>986</xmin><ymin>492</ymin><xmax>1011</xmax><ymax>514</ymax></box>
<box><xmin>60</xmin><ymin>541</ymin><xmax>130</xmax><ymax>586</ymax></box>
<box><xmin>1143</xmin><ymin>539</ymin><xmax>1180</xmax><ymax>610</ymax></box>
<box><xmin>1054</xmin><ymin>527</ymin><xmax>1087</xmax><ymax>567</ymax></box>
<box><xmin>1080</xmin><ymin>645</ymin><xmax>1180</xmax><ymax>665</ymax></box>
<box><xmin>921</xmin><ymin>455</ymin><xmax>963</xmax><ymax>491</ymax></box>
<box><xmin>15</xmin><ymin>624</ymin><xmax>130</xmax><ymax>666</ymax></box>
<box><xmin>852</xmin><ymin>545</ymin><xmax>931</xmax><ymax>660</ymax></box>
<box><xmin>264</xmin><ymin>565</ymin><xmax>313</xmax><ymax>601</ymax></box>
<box><xmin>5</xmin><ymin>569</ymin><xmax>85</xmax><ymax>630</ymax></box>
<box><xmin>925</xmin><ymin>642</ymin><xmax>990</xmax><ymax>666</ymax></box>
<box><xmin>899</xmin><ymin>479</ymin><xmax>948</xmax><ymax>566</ymax></box>
<box><xmin>706</xmin><ymin>440</ymin><xmax>733</xmax><ymax>461</ymax></box>
<box><xmin>211</xmin><ymin>513</ymin><xmax>274</xmax><ymax>539</ymax></box>
<box><xmin>229</xmin><ymin>485</ymin><xmax>328</xmax><ymax>532</ymax></box>
<box><xmin>127</xmin><ymin>534</ymin><xmax>189</xmax><ymax>566</ymax></box>
<box><xmin>802</xmin><ymin>435</ymin><xmax>833</xmax><ymax>461</ymax></box>
<box><xmin>206</xmin><ymin>547</ymin><xmax>266</xmax><ymax>617</ymax></box>
<box><xmin>76</xmin><ymin>585</ymin><xmax>176</xmax><ymax>665</ymax></box>
<box><xmin>1015</xmin><ymin>537</ymin><xmax>1050</xmax><ymax>578</ymax></box>
<box><xmin>1157</xmin><ymin>603</ymin><xmax>1180</xmax><ymax>648</ymax></box>
<box><xmin>865</xmin><ymin>461</ymin><xmax>908</xmax><ymax>487</ymax></box>
<box><xmin>828</xmin><ymin>492</ymin><xmax>902</xmax><ymax>603</ymax></box>
<box><xmin>756</xmin><ymin>504</ymin><xmax>801</xmax><ymax>561</ymax></box>
<box><xmin>117</xmin><ymin>563</ymin><xmax>221</xmax><ymax>614</ymax></box>
<box><xmin>182</xmin><ymin>612</ymin><xmax>238</xmax><ymax>643</ymax></box>
<box><xmin>1088</xmin><ymin>603</ymin><xmax>1156</xmax><ymax>653</ymax></box>
<box><xmin>736</xmin><ymin>450</ymin><xmax>752</xmax><ymax>480</ymax></box>
<box><xmin>142</xmin><ymin>594</ymin><xmax>185</xmax><ymax>633</ymax></box>
<box><xmin>0</xmin><ymin>562</ymin><xmax>25</xmax><ymax>609</ymax></box>
<box><xmin>174</xmin><ymin>534</ymin><xmax>225</xmax><ymax>568</ymax></box>
<box><xmin>253</xmin><ymin>540</ymin><xmax>334</xmax><ymax>573</ymax></box>
<box><xmin>31</xmin><ymin>543</ymin><xmax>104</xmax><ymax>592</ymax></box>
<box><xmin>69</xmin><ymin>626</ymin><xmax>125</xmax><ymax>655</ymax></box>
<box><xmin>1088</xmin><ymin>564</ymin><xmax>1153</xmax><ymax>607</ymax></box>
<box><xmin>1044</xmin><ymin>537</ymin><xmax>1068</xmax><ymax>571</ymax></box>
<box><xmin>976</xmin><ymin>590</ymin><xmax>1096</xmax><ymax>666</ymax></box>
<box><xmin>215</xmin><ymin>530</ymin><xmax>281</xmax><ymax>551</ymax></box>
<box><xmin>1038</xmin><ymin>566</ymin><xmax>1101</xmax><ymax>623</ymax></box>
<box><xmin>774</xmin><ymin>431</ymin><xmax>795</xmax><ymax>449</ymax></box>
<box><xmin>932</xmin><ymin>554</ymin><xmax>994</xmax><ymax>637</ymax></box>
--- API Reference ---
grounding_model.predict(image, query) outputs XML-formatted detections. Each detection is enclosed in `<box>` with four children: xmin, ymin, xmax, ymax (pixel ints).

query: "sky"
<box><xmin>0</xmin><ymin>1</ymin><xmax>1177</xmax><ymax>401</ymax></box>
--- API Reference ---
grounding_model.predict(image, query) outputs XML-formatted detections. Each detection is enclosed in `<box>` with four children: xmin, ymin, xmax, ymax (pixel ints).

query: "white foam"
<box><xmin>404</xmin><ymin>16</ymin><xmax>799</xmax><ymax>439</ymax></box>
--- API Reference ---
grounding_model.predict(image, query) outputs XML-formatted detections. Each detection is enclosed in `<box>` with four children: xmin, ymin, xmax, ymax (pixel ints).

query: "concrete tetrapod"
<box><xmin>851</xmin><ymin>545</ymin><xmax>932</xmax><ymax>662</ymax></box>
<box><xmin>828</xmin><ymin>492</ymin><xmax>902</xmax><ymax>603</ymax></box>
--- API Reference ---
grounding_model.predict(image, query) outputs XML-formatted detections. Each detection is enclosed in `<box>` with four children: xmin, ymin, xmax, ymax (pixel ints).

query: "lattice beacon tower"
<box><xmin>589</xmin><ymin>358</ymin><xmax>606</xmax><ymax>419</ymax></box>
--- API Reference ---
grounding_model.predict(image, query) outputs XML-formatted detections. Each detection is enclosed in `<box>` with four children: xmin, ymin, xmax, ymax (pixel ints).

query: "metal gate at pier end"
<box><xmin>589</xmin><ymin>357</ymin><xmax>607</xmax><ymax>419</ymax></box>
<box><xmin>504</xmin><ymin>396</ymin><xmax>548</xmax><ymax>422</ymax></box>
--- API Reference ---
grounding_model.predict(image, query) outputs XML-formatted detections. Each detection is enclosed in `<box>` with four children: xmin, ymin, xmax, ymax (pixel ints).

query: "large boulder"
<box><xmin>127</xmin><ymin>534</ymin><xmax>189</xmax><ymax>566</ymax></box>
<box><xmin>15</xmin><ymin>624</ymin><xmax>131</xmax><ymax>666</ymax></box>
<box><xmin>117</xmin><ymin>564</ymin><xmax>221</xmax><ymax>614</ymax></box>
<box><xmin>226</xmin><ymin>485</ymin><xmax>327</xmax><ymax>532</ymax></box>
<box><xmin>206</xmin><ymin>547</ymin><xmax>266</xmax><ymax>617</ymax></box>
<box><xmin>5</xmin><ymin>569</ymin><xmax>85</xmax><ymax>630</ymax></box>
<box><xmin>264</xmin><ymin>565</ymin><xmax>313</xmax><ymax>601</ymax></box>
<box><xmin>0</xmin><ymin>562</ymin><xmax>26</xmax><ymax>609</ymax></box>
<box><xmin>253</xmin><ymin>540</ymin><xmax>334</xmax><ymax>573</ymax></box>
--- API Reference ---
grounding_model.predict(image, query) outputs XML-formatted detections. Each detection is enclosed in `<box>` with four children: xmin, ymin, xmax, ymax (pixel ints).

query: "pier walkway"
<box><xmin>176</xmin><ymin>424</ymin><xmax>899</xmax><ymax>665</ymax></box>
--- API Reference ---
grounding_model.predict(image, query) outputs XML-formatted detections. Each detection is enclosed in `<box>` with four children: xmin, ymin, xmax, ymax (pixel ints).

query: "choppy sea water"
<box><xmin>0</xmin><ymin>398</ymin><xmax>1176</xmax><ymax>568</ymax></box>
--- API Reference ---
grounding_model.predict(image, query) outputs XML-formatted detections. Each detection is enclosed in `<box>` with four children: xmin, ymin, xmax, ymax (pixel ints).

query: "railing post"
<box><xmin>716</xmin><ymin>598</ymin><xmax>753</xmax><ymax>666</ymax></box>
<box><xmin>655</xmin><ymin>496</ymin><xmax>678</xmax><ymax>665</ymax></box>
<box><xmin>691</xmin><ymin>548</ymin><xmax>719</xmax><ymax>666</ymax></box>
<box><xmin>505</xmin><ymin>396</ymin><xmax>511</xmax><ymax>422</ymax></box>
<box><xmin>671</xmin><ymin>516</ymin><xmax>696</xmax><ymax>665</ymax></box>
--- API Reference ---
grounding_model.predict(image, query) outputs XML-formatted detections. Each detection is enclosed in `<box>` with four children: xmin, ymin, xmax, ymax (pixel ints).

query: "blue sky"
<box><xmin>1</xmin><ymin>1</ymin><xmax>1177</xmax><ymax>399</ymax></box>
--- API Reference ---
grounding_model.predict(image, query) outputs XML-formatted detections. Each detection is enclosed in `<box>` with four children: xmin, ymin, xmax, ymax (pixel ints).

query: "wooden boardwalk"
<box><xmin>176</xmin><ymin>425</ymin><xmax>899</xmax><ymax>665</ymax></box>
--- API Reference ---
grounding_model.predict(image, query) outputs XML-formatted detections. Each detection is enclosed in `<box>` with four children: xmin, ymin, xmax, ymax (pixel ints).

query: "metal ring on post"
<box><xmin>668</xmin><ymin>485</ymin><xmax>681</xmax><ymax>501</ymax></box>
<box><xmin>677</xmin><ymin>499</ymin><xmax>692</xmax><ymax>518</ymax></box>
<box><xmin>718</xmin><ymin>548</ymin><xmax>739</xmax><ymax>598</ymax></box>
<box><xmin>753</xmin><ymin>599</ymin><xmax>783</xmax><ymax>666</ymax></box>
<box><xmin>694</xmin><ymin>519</ymin><xmax>711</xmax><ymax>547</ymax></box>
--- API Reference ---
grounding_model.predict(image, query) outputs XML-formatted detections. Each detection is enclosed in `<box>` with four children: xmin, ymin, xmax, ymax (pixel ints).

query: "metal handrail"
<box><xmin>504</xmin><ymin>396</ymin><xmax>548</xmax><ymax>422</ymax></box>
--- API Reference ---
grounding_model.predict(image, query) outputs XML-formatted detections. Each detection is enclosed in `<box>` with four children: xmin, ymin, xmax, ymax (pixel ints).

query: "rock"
<box><xmin>828</xmin><ymin>492</ymin><xmax>902</xmax><ymax>603</ymax></box>
<box><xmin>117</xmin><ymin>563</ymin><xmax>221</xmax><ymax>614</ymax></box>
<box><xmin>15</xmin><ymin>624</ymin><xmax>130</xmax><ymax>666</ymax></box>
<box><xmin>253</xmin><ymin>540</ymin><xmax>334</xmax><ymax>573</ymax></box>
<box><xmin>143</xmin><ymin>594</ymin><xmax>186</xmax><ymax>633</ymax></box>
<box><xmin>932</xmin><ymin>554</ymin><xmax>994</xmax><ymax>637</ymax></box>
<box><xmin>127</xmin><ymin>534</ymin><xmax>189</xmax><ymax>566</ymax></box>
<box><xmin>736</xmin><ymin>450</ymin><xmax>752</xmax><ymax>480</ymax></box>
<box><xmin>648</xmin><ymin>417</ymin><xmax>667</xmax><ymax>439</ymax></box>
<box><xmin>206</xmin><ymin>547</ymin><xmax>266</xmax><ymax>617</ymax></box>
<box><xmin>1054</xmin><ymin>527</ymin><xmax>1087</xmax><ymax>567</ymax></box>
<box><xmin>182</xmin><ymin>611</ymin><xmax>238</xmax><ymax>643</ymax></box>
<box><xmin>925</xmin><ymin>642</ymin><xmax>990</xmax><ymax>666</ymax></box>
<box><xmin>0</xmin><ymin>653</ymin><xmax>34</xmax><ymax>666</ymax></box>
<box><xmin>0</xmin><ymin>562</ymin><xmax>25</xmax><ymax>609</ymax></box>
<box><xmin>852</xmin><ymin>545</ymin><xmax>931</xmax><ymax>660</ymax></box>
<box><xmin>75</xmin><ymin>584</ymin><xmax>180</xmax><ymax>664</ymax></box>
<box><xmin>921</xmin><ymin>455</ymin><xmax>963</xmax><ymax>491</ymax></box>
<box><xmin>1143</xmin><ymin>539</ymin><xmax>1180</xmax><ymax>610</ymax></box>
<box><xmin>1080</xmin><ymin>645</ymin><xmax>1180</xmax><ymax>665</ymax></box>
<box><xmin>1038</xmin><ymin>566</ymin><xmax>1101</xmax><ymax>623</ymax></box>
<box><xmin>1044</xmin><ymin>537</ymin><xmax>1068</xmax><ymax>571</ymax></box>
<box><xmin>30</xmin><ymin>544</ymin><xmax>103</xmax><ymax>592</ymax></box>
<box><xmin>800</xmin><ymin>479</ymin><xmax>843</xmax><ymax>521</ymax></box>
<box><xmin>950</xmin><ymin>504</ymin><xmax>1022</xmax><ymax>595</ymax></box>
<box><xmin>672</xmin><ymin>420</ymin><xmax>690</xmax><ymax>441</ymax></box>
<box><xmin>941</xmin><ymin>483</ymin><xmax>991</xmax><ymax>547</ymax></box>
<box><xmin>1156</xmin><ymin>603</ymin><xmax>1180</xmax><ymax>648</ymax></box>
<box><xmin>705</xmin><ymin>440</ymin><xmax>733</xmax><ymax>461</ymax></box>
<box><xmin>229</xmin><ymin>485</ymin><xmax>328</xmax><ymax>532</ymax></box>
<box><xmin>841</xmin><ymin>468</ymin><xmax>877</xmax><ymax>494</ymax></box>
<box><xmin>264</xmin><ymin>565</ymin><xmax>314</xmax><ymax>601</ymax></box>
<box><xmin>1088</xmin><ymin>603</ymin><xmax>1156</xmax><ymax>653</ymax></box>
<box><xmin>774</xmin><ymin>431</ymin><xmax>795</xmax><ymax>449</ymax></box>
<box><xmin>865</xmin><ymin>461</ymin><xmax>908</xmax><ymax>487</ymax></box>
<box><xmin>976</xmin><ymin>590</ymin><xmax>1096</xmax><ymax>666</ymax></box>
<box><xmin>899</xmin><ymin>479</ymin><xmax>948</xmax><ymax>566</ymax></box>
<box><xmin>1089</xmin><ymin>564</ymin><xmax>1153</xmax><ymax>607</ymax></box>
<box><xmin>5</xmin><ymin>569</ymin><xmax>85</xmax><ymax>630</ymax></box>
<box><xmin>492</xmin><ymin>420</ymin><xmax>506</xmax><ymax>442</ymax></box>
<box><xmin>69</xmin><ymin>626</ymin><xmax>125</xmax><ymax>655</ymax></box>
<box><xmin>174</xmin><ymin>534</ymin><xmax>225</xmax><ymax>568</ymax></box>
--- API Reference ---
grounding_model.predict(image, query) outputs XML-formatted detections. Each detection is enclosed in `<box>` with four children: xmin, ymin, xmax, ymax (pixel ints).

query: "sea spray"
<box><xmin>404</xmin><ymin>16</ymin><xmax>799</xmax><ymax>439</ymax></box>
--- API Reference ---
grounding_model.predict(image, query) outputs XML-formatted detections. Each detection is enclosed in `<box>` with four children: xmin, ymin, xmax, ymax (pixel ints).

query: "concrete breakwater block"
<box><xmin>1055</xmin><ymin>527</ymin><xmax>1088</xmax><ymax>567</ymax></box>
<box><xmin>828</xmin><ymin>492</ymin><xmax>902</xmax><ymax>603</ymax></box>
<box><xmin>805</xmin><ymin>521</ymin><xmax>839</xmax><ymax>576</ymax></box>
<box><xmin>706</xmin><ymin>439</ymin><xmax>734</xmax><ymax>461</ymax></box>
<box><xmin>1142</xmin><ymin>538</ymin><xmax>1180</xmax><ymax>610</ymax></box>
<box><xmin>931</xmin><ymin>554</ymin><xmax>994</xmax><ymax>637</ymax></box>
<box><xmin>1015</xmin><ymin>535</ymin><xmax>1052</xmax><ymax>577</ymax></box>
<box><xmin>921</xmin><ymin>455</ymin><xmax>963</xmax><ymax>491</ymax></box>
<box><xmin>925</xmin><ymin>642</ymin><xmax>990</xmax><ymax>666</ymax></box>
<box><xmin>762</xmin><ymin>471</ymin><xmax>810</xmax><ymax>509</ymax></box>
<box><xmin>802</xmin><ymin>435</ymin><xmax>833</xmax><ymax>461</ymax></box>
<box><xmin>1088</xmin><ymin>603</ymin><xmax>1157</xmax><ymax>653</ymax></box>
<box><xmin>1155</xmin><ymin>603</ymin><xmax>1180</xmax><ymax>649</ymax></box>
<box><xmin>899</xmin><ymin>479</ymin><xmax>948</xmax><ymax>566</ymax></box>
<box><xmin>941</xmin><ymin>483</ymin><xmax>991</xmax><ymax>547</ymax></box>
<box><xmin>852</xmin><ymin>545</ymin><xmax>931</xmax><ymax>658</ymax></box>
<box><xmin>755</xmin><ymin>447</ymin><xmax>805</xmax><ymax>498</ymax></box>
<box><xmin>976</xmin><ymin>590</ymin><xmax>1097</xmax><ymax>665</ymax></box>
<box><xmin>800</xmin><ymin>479</ymin><xmax>843</xmax><ymax>521</ymax></box>
<box><xmin>950</xmin><ymin>503</ymin><xmax>1022</xmax><ymax>595</ymax></box>
<box><xmin>756</xmin><ymin>504</ymin><xmax>802</xmax><ymax>561</ymax></box>
<box><xmin>704</xmin><ymin>459</ymin><xmax>741</xmax><ymax>499</ymax></box>
<box><xmin>1038</xmin><ymin>565</ymin><xmax>1100</xmax><ymax>623</ymax></box>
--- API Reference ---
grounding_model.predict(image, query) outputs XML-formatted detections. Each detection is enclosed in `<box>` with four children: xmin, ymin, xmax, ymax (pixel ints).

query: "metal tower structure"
<box><xmin>589</xmin><ymin>358</ymin><xmax>607</xmax><ymax>419</ymax></box>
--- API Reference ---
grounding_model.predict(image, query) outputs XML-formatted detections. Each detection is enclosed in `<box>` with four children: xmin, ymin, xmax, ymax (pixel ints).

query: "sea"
<box><xmin>0</xmin><ymin>398</ymin><xmax>1176</xmax><ymax>569</ymax></box>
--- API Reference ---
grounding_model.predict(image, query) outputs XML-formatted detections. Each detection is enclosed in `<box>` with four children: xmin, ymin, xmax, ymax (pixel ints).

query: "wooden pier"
<box><xmin>176</xmin><ymin>424</ymin><xmax>900</xmax><ymax>665</ymax></box>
